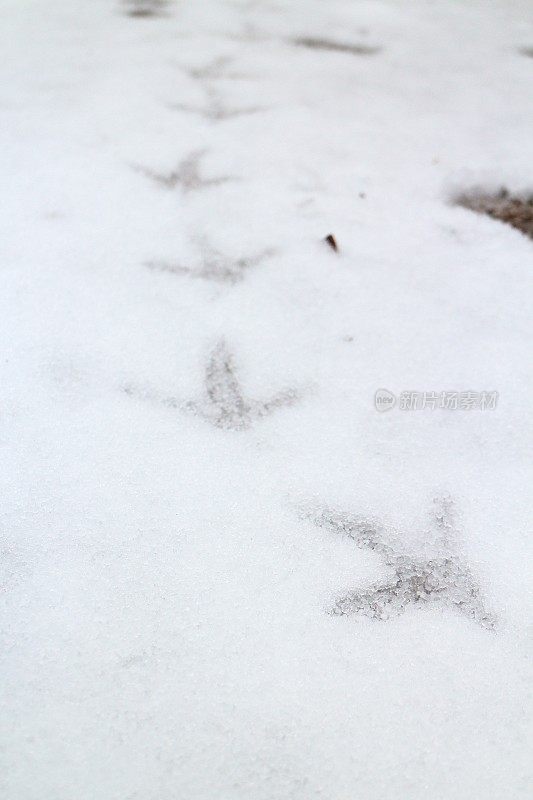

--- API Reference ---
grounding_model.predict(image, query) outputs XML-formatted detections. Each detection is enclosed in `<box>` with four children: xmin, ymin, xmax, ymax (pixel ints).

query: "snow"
<box><xmin>0</xmin><ymin>0</ymin><xmax>532</xmax><ymax>798</ymax></box>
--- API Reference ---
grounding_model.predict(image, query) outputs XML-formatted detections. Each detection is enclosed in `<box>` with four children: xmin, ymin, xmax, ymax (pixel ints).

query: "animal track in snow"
<box><xmin>169</xmin><ymin>87</ymin><xmax>265</xmax><ymax>122</ymax></box>
<box><xmin>181</xmin><ymin>56</ymin><xmax>250</xmax><ymax>82</ymax></box>
<box><xmin>183</xmin><ymin>56</ymin><xmax>233</xmax><ymax>81</ymax></box>
<box><xmin>291</xmin><ymin>37</ymin><xmax>381</xmax><ymax>56</ymax></box>
<box><xmin>302</xmin><ymin>497</ymin><xmax>496</xmax><ymax>629</ymax></box>
<box><xmin>122</xmin><ymin>0</ymin><xmax>169</xmax><ymax>18</ymax></box>
<box><xmin>145</xmin><ymin>240</ymin><xmax>275</xmax><ymax>285</ymax></box>
<box><xmin>124</xmin><ymin>339</ymin><xmax>301</xmax><ymax>431</ymax></box>
<box><xmin>133</xmin><ymin>149</ymin><xmax>234</xmax><ymax>193</ymax></box>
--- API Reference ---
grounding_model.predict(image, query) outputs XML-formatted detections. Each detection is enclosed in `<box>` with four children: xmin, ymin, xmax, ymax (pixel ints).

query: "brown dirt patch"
<box><xmin>456</xmin><ymin>189</ymin><xmax>533</xmax><ymax>240</ymax></box>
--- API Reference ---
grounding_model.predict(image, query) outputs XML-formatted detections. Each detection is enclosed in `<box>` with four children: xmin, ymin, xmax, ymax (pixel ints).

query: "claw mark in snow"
<box><xmin>133</xmin><ymin>149</ymin><xmax>234</xmax><ymax>192</ymax></box>
<box><xmin>302</xmin><ymin>497</ymin><xmax>496</xmax><ymax>629</ymax></box>
<box><xmin>124</xmin><ymin>340</ymin><xmax>301</xmax><ymax>431</ymax></box>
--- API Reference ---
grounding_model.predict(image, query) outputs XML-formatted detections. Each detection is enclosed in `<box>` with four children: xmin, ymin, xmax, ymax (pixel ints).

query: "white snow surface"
<box><xmin>1</xmin><ymin>0</ymin><xmax>532</xmax><ymax>798</ymax></box>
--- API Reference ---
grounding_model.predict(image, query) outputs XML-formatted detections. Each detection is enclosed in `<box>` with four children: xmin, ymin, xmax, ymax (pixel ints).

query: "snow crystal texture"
<box><xmin>0</xmin><ymin>1</ymin><xmax>532</xmax><ymax>799</ymax></box>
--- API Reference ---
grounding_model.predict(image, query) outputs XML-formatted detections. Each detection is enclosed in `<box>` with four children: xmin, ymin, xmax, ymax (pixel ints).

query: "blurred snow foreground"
<box><xmin>0</xmin><ymin>0</ymin><xmax>532</xmax><ymax>798</ymax></box>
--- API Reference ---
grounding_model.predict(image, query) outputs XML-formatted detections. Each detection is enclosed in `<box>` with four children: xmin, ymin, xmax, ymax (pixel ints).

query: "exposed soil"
<box><xmin>457</xmin><ymin>188</ymin><xmax>533</xmax><ymax>240</ymax></box>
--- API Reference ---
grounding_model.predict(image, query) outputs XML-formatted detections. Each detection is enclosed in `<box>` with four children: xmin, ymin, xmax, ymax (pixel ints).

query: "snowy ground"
<box><xmin>1</xmin><ymin>1</ymin><xmax>532</xmax><ymax>798</ymax></box>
